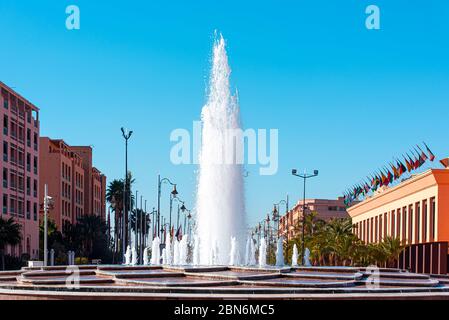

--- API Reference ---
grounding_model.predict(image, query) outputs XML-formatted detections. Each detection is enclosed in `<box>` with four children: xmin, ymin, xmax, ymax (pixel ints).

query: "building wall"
<box><xmin>0</xmin><ymin>82</ymin><xmax>40</xmax><ymax>259</ymax></box>
<box><xmin>347</xmin><ymin>169</ymin><xmax>449</xmax><ymax>247</ymax></box>
<box><xmin>279</xmin><ymin>197</ymin><xmax>350</xmax><ymax>239</ymax></box>
<box><xmin>39</xmin><ymin>138</ymin><xmax>85</xmax><ymax>231</ymax></box>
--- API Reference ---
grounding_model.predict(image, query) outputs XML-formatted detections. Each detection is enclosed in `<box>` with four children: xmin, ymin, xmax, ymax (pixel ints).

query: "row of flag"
<box><xmin>343</xmin><ymin>142</ymin><xmax>436</xmax><ymax>206</ymax></box>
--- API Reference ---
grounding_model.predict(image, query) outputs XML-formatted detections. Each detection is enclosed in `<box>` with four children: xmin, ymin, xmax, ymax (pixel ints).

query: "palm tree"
<box><xmin>381</xmin><ymin>236</ymin><xmax>406</xmax><ymax>268</ymax></box>
<box><xmin>0</xmin><ymin>217</ymin><xmax>22</xmax><ymax>270</ymax></box>
<box><xmin>75</xmin><ymin>215</ymin><xmax>109</xmax><ymax>259</ymax></box>
<box><xmin>106</xmin><ymin>173</ymin><xmax>135</xmax><ymax>257</ymax></box>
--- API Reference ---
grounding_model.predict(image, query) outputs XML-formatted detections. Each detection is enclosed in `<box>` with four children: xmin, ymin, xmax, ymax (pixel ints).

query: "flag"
<box><xmin>424</xmin><ymin>142</ymin><xmax>436</xmax><ymax>161</ymax></box>
<box><xmin>417</xmin><ymin>145</ymin><xmax>428</xmax><ymax>162</ymax></box>
<box><xmin>404</xmin><ymin>154</ymin><xmax>413</xmax><ymax>172</ymax></box>
<box><xmin>397</xmin><ymin>159</ymin><xmax>407</xmax><ymax>175</ymax></box>
<box><xmin>390</xmin><ymin>162</ymin><xmax>399</xmax><ymax>180</ymax></box>
<box><xmin>440</xmin><ymin>158</ymin><xmax>449</xmax><ymax>168</ymax></box>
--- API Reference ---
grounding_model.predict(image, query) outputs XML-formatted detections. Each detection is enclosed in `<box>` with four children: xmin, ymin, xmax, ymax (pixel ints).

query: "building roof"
<box><xmin>0</xmin><ymin>81</ymin><xmax>39</xmax><ymax>111</ymax></box>
<box><xmin>347</xmin><ymin>168</ymin><xmax>449</xmax><ymax>216</ymax></box>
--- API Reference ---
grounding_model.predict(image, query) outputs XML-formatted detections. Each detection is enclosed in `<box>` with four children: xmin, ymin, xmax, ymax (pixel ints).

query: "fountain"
<box><xmin>196</xmin><ymin>34</ymin><xmax>246</xmax><ymax>265</ymax></box>
<box><xmin>303</xmin><ymin>247</ymin><xmax>312</xmax><ymax>267</ymax></box>
<box><xmin>258</xmin><ymin>237</ymin><xmax>267</xmax><ymax>268</ymax></box>
<box><xmin>124</xmin><ymin>245</ymin><xmax>132</xmax><ymax>265</ymax></box>
<box><xmin>131</xmin><ymin>246</ymin><xmax>138</xmax><ymax>266</ymax></box>
<box><xmin>291</xmin><ymin>244</ymin><xmax>299</xmax><ymax>267</ymax></box>
<box><xmin>275</xmin><ymin>237</ymin><xmax>284</xmax><ymax>266</ymax></box>
<box><xmin>165</xmin><ymin>235</ymin><xmax>172</xmax><ymax>265</ymax></box>
<box><xmin>249</xmin><ymin>238</ymin><xmax>256</xmax><ymax>266</ymax></box>
<box><xmin>150</xmin><ymin>237</ymin><xmax>161</xmax><ymax>265</ymax></box>
<box><xmin>179</xmin><ymin>235</ymin><xmax>189</xmax><ymax>265</ymax></box>
<box><xmin>229</xmin><ymin>237</ymin><xmax>240</xmax><ymax>266</ymax></box>
<box><xmin>192</xmin><ymin>236</ymin><xmax>200</xmax><ymax>266</ymax></box>
<box><xmin>244</xmin><ymin>237</ymin><xmax>251</xmax><ymax>265</ymax></box>
<box><xmin>143</xmin><ymin>247</ymin><xmax>150</xmax><ymax>265</ymax></box>
<box><xmin>173</xmin><ymin>240</ymin><xmax>180</xmax><ymax>265</ymax></box>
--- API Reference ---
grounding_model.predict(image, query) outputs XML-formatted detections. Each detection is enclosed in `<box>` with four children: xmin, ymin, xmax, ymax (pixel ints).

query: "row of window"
<box><xmin>3</xmin><ymin>168</ymin><xmax>38</xmax><ymax>198</ymax></box>
<box><xmin>2</xmin><ymin>194</ymin><xmax>38</xmax><ymax>221</ymax></box>
<box><xmin>355</xmin><ymin>197</ymin><xmax>436</xmax><ymax>245</ymax></box>
<box><xmin>1</xmin><ymin>92</ymin><xmax>38</xmax><ymax>128</ymax></box>
<box><xmin>3</xmin><ymin>141</ymin><xmax>38</xmax><ymax>173</ymax></box>
<box><xmin>3</xmin><ymin>115</ymin><xmax>38</xmax><ymax>150</ymax></box>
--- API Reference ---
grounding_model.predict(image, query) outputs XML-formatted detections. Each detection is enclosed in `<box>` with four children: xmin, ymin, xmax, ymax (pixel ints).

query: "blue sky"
<box><xmin>1</xmin><ymin>0</ymin><xmax>448</xmax><ymax>228</ymax></box>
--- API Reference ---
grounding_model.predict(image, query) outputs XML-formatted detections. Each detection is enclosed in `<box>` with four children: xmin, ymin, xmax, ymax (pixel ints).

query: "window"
<box><xmin>408</xmin><ymin>204</ymin><xmax>413</xmax><ymax>244</ymax></box>
<box><xmin>422</xmin><ymin>200</ymin><xmax>428</xmax><ymax>242</ymax></box>
<box><xmin>26</xmin><ymin>201</ymin><xmax>30</xmax><ymax>220</ymax></box>
<box><xmin>3</xmin><ymin>115</ymin><xmax>8</xmax><ymax>135</ymax></box>
<box><xmin>430</xmin><ymin>197</ymin><xmax>436</xmax><ymax>241</ymax></box>
<box><xmin>3</xmin><ymin>141</ymin><xmax>8</xmax><ymax>162</ymax></box>
<box><xmin>33</xmin><ymin>132</ymin><xmax>38</xmax><ymax>151</ymax></box>
<box><xmin>26</xmin><ymin>176</ymin><xmax>30</xmax><ymax>196</ymax></box>
<box><xmin>33</xmin><ymin>180</ymin><xmax>37</xmax><ymax>198</ymax></box>
<box><xmin>3</xmin><ymin>97</ymin><xmax>8</xmax><ymax>109</ymax></box>
<box><xmin>33</xmin><ymin>203</ymin><xmax>37</xmax><ymax>221</ymax></box>
<box><xmin>26</xmin><ymin>153</ymin><xmax>31</xmax><ymax>172</ymax></box>
<box><xmin>3</xmin><ymin>168</ymin><xmax>7</xmax><ymax>188</ymax></box>
<box><xmin>415</xmin><ymin>202</ymin><xmax>421</xmax><ymax>243</ymax></box>
<box><xmin>26</xmin><ymin>129</ymin><xmax>31</xmax><ymax>147</ymax></box>
<box><xmin>2</xmin><ymin>194</ymin><xmax>7</xmax><ymax>214</ymax></box>
<box><xmin>33</xmin><ymin>156</ymin><xmax>38</xmax><ymax>174</ymax></box>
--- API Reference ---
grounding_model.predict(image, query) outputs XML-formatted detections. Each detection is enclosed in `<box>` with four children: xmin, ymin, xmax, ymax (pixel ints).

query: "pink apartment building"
<box><xmin>0</xmin><ymin>82</ymin><xmax>40</xmax><ymax>259</ymax></box>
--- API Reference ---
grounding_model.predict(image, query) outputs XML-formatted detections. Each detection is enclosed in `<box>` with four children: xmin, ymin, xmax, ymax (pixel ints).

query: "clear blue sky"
<box><xmin>1</xmin><ymin>0</ymin><xmax>448</xmax><ymax>228</ymax></box>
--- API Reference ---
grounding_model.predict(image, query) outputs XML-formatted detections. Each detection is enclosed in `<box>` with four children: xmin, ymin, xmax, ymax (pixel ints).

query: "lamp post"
<box><xmin>121</xmin><ymin>127</ymin><xmax>133</xmax><ymax>263</ymax></box>
<box><xmin>273</xmin><ymin>196</ymin><xmax>289</xmax><ymax>240</ymax></box>
<box><xmin>292</xmin><ymin>168</ymin><xmax>318</xmax><ymax>265</ymax></box>
<box><xmin>157</xmin><ymin>175</ymin><xmax>177</xmax><ymax>239</ymax></box>
<box><xmin>43</xmin><ymin>184</ymin><xmax>53</xmax><ymax>266</ymax></box>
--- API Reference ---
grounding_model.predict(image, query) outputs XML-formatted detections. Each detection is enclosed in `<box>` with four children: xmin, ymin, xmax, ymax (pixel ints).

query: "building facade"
<box><xmin>0</xmin><ymin>82</ymin><xmax>40</xmax><ymax>259</ymax></box>
<box><xmin>69</xmin><ymin>146</ymin><xmax>106</xmax><ymax>221</ymax></box>
<box><xmin>39</xmin><ymin>139</ymin><xmax>106</xmax><ymax>231</ymax></box>
<box><xmin>279</xmin><ymin>197</ymin><xmax>350</xmax><ymax>239</ymax></box>
<box><xmin>348</xmin><ymin>168</ymin><xmax>449</xmax><ymax>245</ymax></box>
<box><xmin>347</xmin><ymin>167</ymin><xmax>449</xmax><ymax>273</ymax></box>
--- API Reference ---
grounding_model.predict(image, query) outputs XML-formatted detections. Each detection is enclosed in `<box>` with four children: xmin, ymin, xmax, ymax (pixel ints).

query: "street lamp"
<box><xmin>157</xmin><ymin>175</ymin><xmax>177</xmax><ymax>240</ymax></box>
<box><xmin>121</xmin><ymin>127</ymin><xmax>133</xmax><ymax>263</ymax></box>
<box><xmin>42</xmin><ymin>184</ymin><xmax>54</xmax><ymax>266</ymax></box>
<box><xmin>292</xmin><ymin>168</ymin><xmax>318</xmax><ymax>265</ymax></box>
<box><xmin>273</xmin><ymin>196</ymin><xmax>289</xmax><ymax>240</ymax></box>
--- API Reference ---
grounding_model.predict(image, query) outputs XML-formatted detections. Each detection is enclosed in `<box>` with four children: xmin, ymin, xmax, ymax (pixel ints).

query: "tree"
<box><xmin>381</xmin><ymin>236</ymin><xmax>406</xmax><ymax>268</ymax></box>
<box><xmin>106</xmin><ymin>173</ymin><xmax>135</xmax><ymax>258</ymax></box>
<box><xmin>0</xmin><ymin>217</ymin><xmax>22</xmax><ymax>270</ymax></box>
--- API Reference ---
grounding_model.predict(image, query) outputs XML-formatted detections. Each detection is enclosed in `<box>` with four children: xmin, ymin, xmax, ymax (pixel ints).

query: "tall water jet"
<box><xmin>229</xmin><ymin>237</ymin><xmax>240</xmax><ymax>266</ymax></box>
<box><xmin>173</xmin><ymin>240</ymin><xmax>180</xmax><ymax>265</ymax></box>
<box><xmin>165</xmin><ymin>235</ymin><xmax>173</xmax><ymax>265</ymax></box>
<box><xmin>161</xmin><ymin>248</ymin><xmax>167</xmax><ymax>265</ymax></box>
<box><xmin>124</xmin><ymin>245</ymin><xmax>132</xmax><ymax>265</ymax></box>
<box><xmin>131</xmin><ymin>246</ymin><xmax>138</xmax><ymax>266</ymax></box>
<box><xmin>193</xmin><ymin>236</ymin><xmax>200</xmax><ymax>266</ymax></box>
<box><xmin>249</xmin><ymin>239</ymin><xmax>256</xmax><ymax>266</ymax></box>
<box><xmin>275</xmin><ymin>237</ymin><xmax>284</xmax><ymax>266</ymax></box>
<box><xmin>196</xmin><ymin>34</ymin><xmax>246</xmax><ymax>265</ymax></box>
<box><xmin>179</xmin><ymin>235</ymin><xmax>189</xmax><ymax>265</ymax></box>
<box><xmin>143</xmin><ymin>247</ymin><xmax>150</xmax><ymax>265</ymax></box>
<box><xmin>150</xmin><ymin>237</ymin><xmax>161</xmax><ymax>265</ymax></box>
<box><xmin>244</xmin><ymin>237</ymin><xmax>251</xmax><ymax>266</ymax></box>
<box><xmin>291</xmin><ymin>244</ymin><xmax>299</xmax><ymax>267</ymax></box>
<box><xmin>258</xmin><ymin>237</ymin><xmax>267</xmax><ymax>268</ymax></box>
